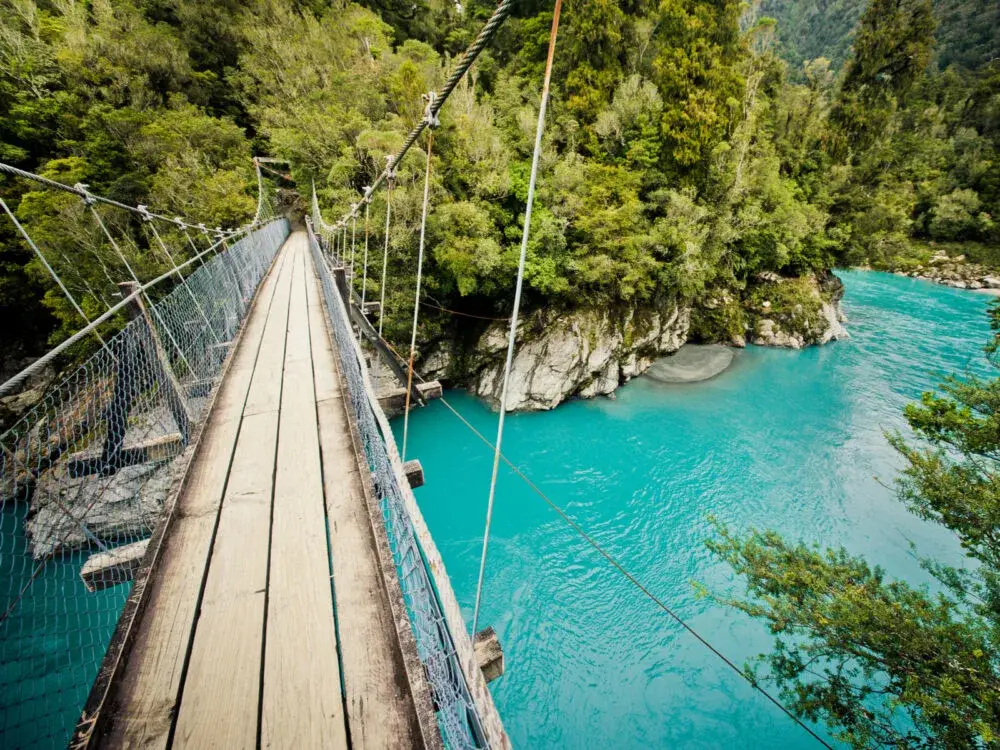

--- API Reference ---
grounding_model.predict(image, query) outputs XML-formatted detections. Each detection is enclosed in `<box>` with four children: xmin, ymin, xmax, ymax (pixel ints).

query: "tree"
<box><xmin>708</xmin><ymin>305</ymin><xmax>1000</xmax><ymax>748</ymax></box>
<box><xmin>830</xmin><ymin>0</ymin><xmax>936</xmax><ymax>156</ymax></box>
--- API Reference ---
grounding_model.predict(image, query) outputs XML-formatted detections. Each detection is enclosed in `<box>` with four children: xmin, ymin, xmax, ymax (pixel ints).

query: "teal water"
<box><xmin>0</xmin><ymin>504</ymin><xmax>130</xmax><ymax>749</ymax></box>
<box><xmin>394</xmin><ymin>271</ymin><xmax>995</xmax><ymax>749</ymax></box>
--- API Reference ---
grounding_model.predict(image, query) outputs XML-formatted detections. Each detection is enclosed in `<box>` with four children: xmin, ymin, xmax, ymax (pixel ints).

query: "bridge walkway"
<box><xmin>95</xmin><ymin>231</ymin><xmax>424</xmax><ymax>748</ymax></box>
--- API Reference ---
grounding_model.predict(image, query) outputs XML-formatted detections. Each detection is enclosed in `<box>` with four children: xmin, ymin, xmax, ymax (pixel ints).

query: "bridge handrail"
<box><xmin>0</xmin><ymin>224</ymin><xmax>250</xmax><ymax>399</ymax></box>
<box><xmin>306</xmin><ymin>221</ymin><xmax>509</xmax><ymax>750</ymax></box>
<box><xmin>0</xmin><ymin>157</ymin><xmax>280</xmax><ymax>397</ymax></box>
<box><xmin>0</xmin><ymin>218</ymin><xmax>290</xmax><ymax>748</ymax></box>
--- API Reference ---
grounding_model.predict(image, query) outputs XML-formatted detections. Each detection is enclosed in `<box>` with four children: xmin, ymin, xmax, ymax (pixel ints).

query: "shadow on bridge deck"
<box><xmin>83</xmin><ymin>232</ymin><xmax>433</xmax><ymax>748</ymax></box>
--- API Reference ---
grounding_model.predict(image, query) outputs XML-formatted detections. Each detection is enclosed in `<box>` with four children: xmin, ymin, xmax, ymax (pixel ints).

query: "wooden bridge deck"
<box><xmin>92</xmin><ymin>232</ymin><xmax>426</xmax><ymax>748</ymax></box>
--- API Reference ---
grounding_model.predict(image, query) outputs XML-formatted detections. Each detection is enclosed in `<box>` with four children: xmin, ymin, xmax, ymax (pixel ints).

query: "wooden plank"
<box><xmin>103</xmin><ymin>240</ymin><xmax>296</xmax><ymax>749</ymax></box>
<box><xmin>339</xmin><ymin>297</ymin><xmax>511</xmax><ymax>749</ymax></box>
<box><xmin>348</xmin><ymin>300</ymin><xmax>424</xmax><ymax>406</ymax></box>
<box><xmin>474</xmin><ymin>627</ymin><xmax>504</xmax><ymax>683</ymax></box>
<box><xmin>68</xmin><ymin>433</ymin><xmax>182</xmax><ymax>478</ymax></box>
<box><xmin>306</xmin><ymin>244</ymin><xmax>424</xmax><ymax>749</ymax></box>
<box><xmin>244</xmin><ymin>247</ymin><xmax>299</xmax><ymax>417</ymax></box>
<box><xmin>80</xmin><ymin>539</ymin><xmax>149</xmax><ymax>592</ymax></box>
<box><xmin>305</xmin><ymin>252</ymin><xmax>338</xmax><ymax>404</ymax></box>
<box><xmin>171</xmin><ymin>411</ymin><xmax>279</xmax><ymax>748</ymax></box>
<box><xmin>261</xmin><ymin>234</ymin><xmax>348</xmax><ymax>749</ymax></box>
<box><xmin>377</xmin><ymin>381</ymin><xmax>443</xmax><ymax>416</ymax></box>
<box><xmin>402</xmin><ymin>459</ymin><xmax>424</xmax><ymax>489</ymax></box>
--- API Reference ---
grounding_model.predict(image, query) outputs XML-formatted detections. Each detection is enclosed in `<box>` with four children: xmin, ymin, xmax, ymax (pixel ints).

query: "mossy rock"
<box><xmin>689</xmin><ymin>295</ymin><xmax>746</xmax><ymax>344</ymax></box>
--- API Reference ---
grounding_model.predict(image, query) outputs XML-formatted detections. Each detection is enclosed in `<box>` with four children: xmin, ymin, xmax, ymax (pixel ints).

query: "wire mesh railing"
<box><xmin>306</xmin><ymin>221</ymin><xmax>489</xmax><ymax>749</ymax></box>
<box><xmin>0</xmin><ymin>218</ymin><xmax>289</xmax><ymax>749</ymax></box>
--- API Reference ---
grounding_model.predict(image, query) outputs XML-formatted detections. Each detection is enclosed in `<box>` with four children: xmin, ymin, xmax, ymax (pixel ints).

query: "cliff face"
<box><xmin>424</xmin><ymin>304</ymin><xmax>690</xmax><ymax>411</ymax></box>
<box><xmin>420</xmin><ymin>272</ymin><xmax>849</xmax><ymax>413</ymax></box>
<box><xmin>747</xmin><ymin>271</ymin><xmax>849</xmax><ymax>349</ymax></box>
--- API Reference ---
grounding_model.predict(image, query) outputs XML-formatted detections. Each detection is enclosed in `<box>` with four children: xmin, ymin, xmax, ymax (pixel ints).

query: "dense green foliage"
<box><xmin>1</xmin><ymin>0</ymin><xmax>998</xmax><ymax>360</ymax></box>
<box><xmin>761</xmin><ymin>0</ymin><xmax>1000</xmax><ymax>73</ymax></box>
<box><xmin>709</xmin><ymin>305</ymin><xmax>1000</xmax><ymax>747</ymax></box>
<box><xmin>2</xmin><ymin>0</ymin><xmax>999</xmax><ymax>741</ymax></box>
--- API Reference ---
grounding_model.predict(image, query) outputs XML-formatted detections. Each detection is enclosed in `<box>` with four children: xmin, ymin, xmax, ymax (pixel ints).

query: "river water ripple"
<box><xmin>395</xmin><ymin>271</ymin><xmax>995</xmax><ymax>749</ymax></box>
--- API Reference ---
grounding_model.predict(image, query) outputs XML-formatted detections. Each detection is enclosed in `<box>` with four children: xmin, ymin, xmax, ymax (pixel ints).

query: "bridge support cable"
<box><xmin>361</xmin><ymin>212</ymin><xmax>371</xmax><ymax>307</ymax></box>
<box><xmin>0</xmin><ymin>194</ymin><xmax>108</xmax><ymax>351</ymax></box>
<box><xmin>89</xmin><ymin>203</ymin><xmax>196</xmax><ymax>376</ymax></box>
<box><xmin>471</xmin><ymin>0</ymin><xmax>563</xmax><ymax>639</ymax></box>
<box><xmin>401</xmin><ymin>102</ymin><xmax>438</xmax><ymax>462</ymax></box>
<box><xmin>143</xmin><ymin>217</ymin><xmax>223</xmax><ymax>347</ymax></box>
<box><xmin>378</xmin><ymin>174</ymin><xmax>394</xmax><ymax>336</ymax></box>
<box><xmin>368</xmin><ymin>320</ymin><xmax>834</xmax><ymax>750</ymax></box>
<box><xmin>182</xmin><ymin>226</ymin><xmax>203</xmax><ymax>257</ymax></box>
<box><xmin>0</xmin><ymin>162</ymin><xmax>274</xmax><ymax>399</ymax></box>
<box><xmin>55</xmin><ymin>243</ymin><xmax>113</xmax><ymax>312</ymax></box>
<box><xmin>358</xmin><ymin>188</ymin><xmax>371</xmax><ymax>287</ymax></box>
<box><xmin>350</xmin><ymin>208</ymin><xmax>357</xmax><ymax>283</ymax></box>
<box><xmin>0</xmin><ymin>162</ymin><xmax>237</xmax><ymax>238</ymax></box>
<box><xmin>315</xmin><ymin>0</ymin><xmax>515</xmax><ymax>233</ymax></box>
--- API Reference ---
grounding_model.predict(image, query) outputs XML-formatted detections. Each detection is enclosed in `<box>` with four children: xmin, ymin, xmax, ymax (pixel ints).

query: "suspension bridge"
<box><xmin>0</xmin><ymin>0</ymin><xmax>842</xmax><ymax>747</ymax></box>
<box><xmin>0</xmin><ymin>186</ymin><xmax>507</xmax><ymax>748</ymax></box>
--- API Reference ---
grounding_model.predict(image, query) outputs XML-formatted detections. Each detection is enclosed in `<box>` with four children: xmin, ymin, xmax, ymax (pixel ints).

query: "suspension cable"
<box><xmin>0</xmin><ymin>161</ymin><xmax>235</xmax><ymax>235</ymax></box>
<box><xmin>373</xmin><ymin>330</ymin><xmax>833</xmax><ymax>750</ymax></box>
<box><xmin>357</xmin><ymin>189</ymin><xmax>370</xmax><ymax>287</ymax></box>
<box><xmin>443</xmin><ymin>392</ymin><xmax>834</xmax><ymax>750</ymax></box>
<box><xmin>0</xmin><ymin>223</ymin><xmax>245</xmax><ymax>397</ymax></box>
<box><xmin>350</xmin><ymin>208</ymin><xmax>357</xmax><ymax>282</ymax></box>
<box><xmin>472</xmin><ymin>0</ymin><xmax>563</xmax><ymax>637</ymax></box>
<box><xmin>361</xmin><ymin>215</ymin><xmax>370</xmax><ymax>307</ymax></box>
<box><xmin>253</xmin><ymin>157</ymin><xmax>266</xmax><ymax>225</ymax></box>
<box><xmin>315</xmin><ymin>0</ymin><xmax>515</xmax><ymax>233</ymax></box>
<box><xmin>144</xmin><ymin>217</ymin><xmax>221</xmax><ymax>345</ymax></box>
<box><xmin>0</xmin><ymin>195</ymin><xmax>107</xmax><ymax>350</ymax></box>
<box><xmin>378</xmin><ymin>173</ymin><xmax>394</xmax><ymax>336</ymax></box>
<box><xmin>0</xmin><ymin>155</ymin><xmax>273</xmax><ymax>396</ymax></box>
<box><xmin>89</xmin><ymin>203</ymin><xmax>195</xmax><ymax>374</ymax></box>
<box><xmin>55</xmin><ymin>245</ymin><xmax>112</xmax><ymax>311</ymax></box>
<box><xmin>401</xmin><ymin>104</ymin><xmax>438</xmax><ymax>461</ymax></box>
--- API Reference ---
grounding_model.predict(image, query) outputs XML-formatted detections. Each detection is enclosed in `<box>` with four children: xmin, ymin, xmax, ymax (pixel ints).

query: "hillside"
<box><xmin>0</xmin><ymin>0</ymin><xmax>998</xmax><ymax>373</ymax></box>
<box><xmin>761</xmin><ymin>0</ymin><xmax>1000</xmax><ymax>72</ymax></box>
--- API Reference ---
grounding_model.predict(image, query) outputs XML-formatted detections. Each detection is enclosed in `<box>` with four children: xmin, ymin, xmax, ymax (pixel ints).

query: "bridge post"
<box><xmin>98</xmin><ymin>304</ymin><xmax>142</xmax><ymax>476</ymax></box>
<box><xmin>333</xmin><ymin>265</ymin><xmax>350</xmax><ymax>305</ymax></box>
<box><xmin>118</xmin><ymin>281</ymin><xmax>192</xmax><ymax>446</ymax></box>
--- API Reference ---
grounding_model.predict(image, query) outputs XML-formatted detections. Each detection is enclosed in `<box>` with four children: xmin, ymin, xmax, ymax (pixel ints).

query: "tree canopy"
<box><xmin>0</xmin><ymin>0</ymin><xmax>998</xmax><ymax>364</ymax></box>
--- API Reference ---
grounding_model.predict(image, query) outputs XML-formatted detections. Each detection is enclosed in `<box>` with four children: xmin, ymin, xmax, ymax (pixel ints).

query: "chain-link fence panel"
<box><xmin>306</xmin><ymin>223</ymin><xmax>489</xmax><ymax>749</ymax></box>
<box><xmin>0</xmin><ymin>218</ymin><xmax>288</xmax><ymax>749</ymax></box>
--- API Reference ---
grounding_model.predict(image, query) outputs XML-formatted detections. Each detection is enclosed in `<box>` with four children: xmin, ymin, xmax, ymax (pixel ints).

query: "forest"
<box><xmin>1</xmin><ymin>0</ymin><xmax>999</xmax><ymax>745</ymax></box>
<box><xmin>1</xmin><ymin>0</ymin><xmax>998</xmax><ymax>369</ymax></box>
<box><xmin>761</xmin><ymin>0</ymin><xmax>1000</xmax><ymax>73</ymax></box>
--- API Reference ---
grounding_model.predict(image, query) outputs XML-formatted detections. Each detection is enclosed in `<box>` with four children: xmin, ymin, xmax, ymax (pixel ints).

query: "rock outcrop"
<box><xmin>749</xmin><ymin>272</ymin><xmax>849</xmax><ymax>349</ymax></box>
<box><xmin>466</xmin><ymin>305</ymin><xmax>690</xmax><ymax>411</ymax></box>
<box><xmin>414</xmin><ymin>272</ymin><xmax>849</xmax><ymax>413</ymax></box>
<box><xmin>645</xmin><ymin>345</ymin><xmax>735</xmax><ymax>383</ymax></box>
<box><xmin>893</xmin><ymin>251</ymin><xmax>999</xmax><ymax>291</ymax></box>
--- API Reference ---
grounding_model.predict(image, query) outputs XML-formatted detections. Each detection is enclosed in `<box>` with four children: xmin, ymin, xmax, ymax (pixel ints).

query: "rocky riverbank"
<box><xmin>417</xmin><ymin>271</ymin><xmax>848</xmax><ymax>412</ymax></box>
<box><xmin>424</xmin><ymin>304</ymin><xmax>691</xmax><ymax>411</ymax></box>
<box><xmin>889</xmin><ymin>250</ymin><xmax>1000</xmax><ymax>291</ymax></box>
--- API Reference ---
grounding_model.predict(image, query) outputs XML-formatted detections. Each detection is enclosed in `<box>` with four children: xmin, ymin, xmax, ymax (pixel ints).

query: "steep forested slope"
<box><xmin>1</xmin><ymin>0</ymin><xmax>999</xmax><ymax>375</ymax></box>
<box><xmin>761</xmin><ymin>0</ymin><xmax>1000</xmax><ymax>73</ymax></box>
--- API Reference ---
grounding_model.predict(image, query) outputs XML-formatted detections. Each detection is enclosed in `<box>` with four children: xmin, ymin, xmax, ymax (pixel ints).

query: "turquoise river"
<box><xmin>392</xmin><ymin>270</ymin><xmax>995</xmax><ymax>749</ymax></box>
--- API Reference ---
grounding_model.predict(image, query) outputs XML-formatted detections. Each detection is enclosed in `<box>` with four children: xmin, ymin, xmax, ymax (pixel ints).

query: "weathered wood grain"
<box><xmin>306</xmin><ymin>240</ymin><xmax>424</xmax><ymax>749</ymax></box>
<box><xmin>103</xmin><ymin>243</ymin><xmax>294</xmax><ymax>749</ymax></box>
<box><xmin>261</xmin><ymin>235</ymin><xmax>348</xmax><ymax>749</ymax></box>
